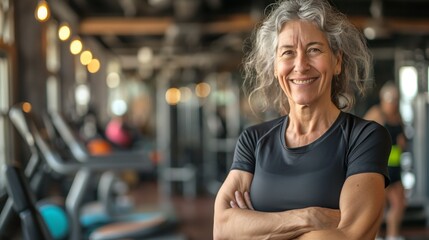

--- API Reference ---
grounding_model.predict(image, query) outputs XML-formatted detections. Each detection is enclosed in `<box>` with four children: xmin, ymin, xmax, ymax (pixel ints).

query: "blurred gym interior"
<box><xmin>2</xmin><ymin>0</ymin><xmax>429</xmax><ymax>239</ymax></box>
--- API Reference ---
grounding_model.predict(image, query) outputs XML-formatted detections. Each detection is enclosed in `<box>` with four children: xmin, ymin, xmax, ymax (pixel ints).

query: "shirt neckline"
<box><xmin>280</xmin><ymin>111</ymin><xmax>345</xmax><ymax>153</ymax></box>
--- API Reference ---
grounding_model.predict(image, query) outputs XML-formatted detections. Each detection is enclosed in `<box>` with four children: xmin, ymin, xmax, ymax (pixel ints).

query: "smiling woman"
<box><xmin>213</xmin><ymin>0</ymin><xmax>391</xmax><ymax>240</ymax></box>
<box><xmin>275</xmin><ymin>20</ymin><xmax>342</xmax><ymax>118</ymax></box>
<box><xmin>243</xmin><ymin>2</ymin><xmax>372</xmax><ymax>116</ymax></box>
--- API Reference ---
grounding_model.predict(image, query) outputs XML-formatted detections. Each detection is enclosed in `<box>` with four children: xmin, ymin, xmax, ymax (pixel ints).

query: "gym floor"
<box><xmin>131</xmin><ymin>181</ymin><xmax>214</xmax><ymax>240</ymax></box>
<box><xmin>131</xmin><ymin>180</ymin><xmax>429</xmax><ymax>240</ymax></box>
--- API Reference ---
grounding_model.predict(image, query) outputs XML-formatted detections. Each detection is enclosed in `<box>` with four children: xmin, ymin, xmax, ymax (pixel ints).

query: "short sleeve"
<box><xmin>230</xmin><ymin>129</ymin><xmax>258</xmax><ymax>174</ymax></box>
<box><xmin>347</xmin><ymin>122</ymin><xmax>392</xmax><ymax>187</ymax></box>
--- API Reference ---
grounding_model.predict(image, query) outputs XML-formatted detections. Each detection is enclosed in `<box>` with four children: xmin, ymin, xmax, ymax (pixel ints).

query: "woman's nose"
<box><xmin>294</xmin><ymin>53</ymin><xmax>310</xmax><ymax>73</ymax></box>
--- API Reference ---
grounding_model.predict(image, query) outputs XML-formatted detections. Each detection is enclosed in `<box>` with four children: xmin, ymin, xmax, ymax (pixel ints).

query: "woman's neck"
<box><xmin>285</xmin><ymin>102</ymin><xmax>340</xmax><ymax>147</ymax></box>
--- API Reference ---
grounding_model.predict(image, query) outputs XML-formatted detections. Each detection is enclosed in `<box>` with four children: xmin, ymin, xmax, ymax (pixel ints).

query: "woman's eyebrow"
<box><xmin>306</xmin><ymin>41</ymin><xmax>324</xmax><ymax>47</ymax></box>
<box><xmin>278</xmin><ymin>44</ymin><xmax>294</xmax><ymax>49</ymax></box>
<box><xmin>278</xmin><ymin>42</ymin><xmax>325</xmax><ymax>49</ymax></box>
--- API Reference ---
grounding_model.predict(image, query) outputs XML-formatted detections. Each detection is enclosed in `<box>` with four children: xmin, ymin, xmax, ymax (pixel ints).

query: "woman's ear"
<box><xmin>334</xmin><ymin>51</ymin><xmax>343</xmax><ymax>75</ymax></box>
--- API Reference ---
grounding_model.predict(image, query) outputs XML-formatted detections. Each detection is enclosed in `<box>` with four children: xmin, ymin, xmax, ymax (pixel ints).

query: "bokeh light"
<box><xmin>70</xmin><ymin>38</ymin><xmax>83</xmax><ymax>55</ymax></box>
<box><xmin>165</xmin><ymin>88</ymin><xmax>181</xmax><ymax>105</ymax></box>
<box><xmin>80</xmin><ymin>50</ymin><xmax>93</xmax><ymax>65</ymax></box>
<box><xmin>87</xmin><ymin>58</ymin><xmax>100</xmax><ymax>73</ymax></box>
<box><xmin>35</xmin><ymin>0</ymin><xmax>50</xmax><ymax>22</ymax></box>
<box><xmin>58</xmin><ymin>23</ymin><xmax>71</xmax><ymax>41</ymax></box>
<box><xmin>195</xmin><ymin>82</ymin><xmax>211</xmax><ymax>98</ymax></box>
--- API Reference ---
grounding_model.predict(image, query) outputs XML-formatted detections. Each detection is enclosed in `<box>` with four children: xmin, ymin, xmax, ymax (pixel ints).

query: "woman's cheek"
<box><xmin>276</xmin><ymin>60</ymin><xmax>292</xmax><ymax>77</ymax></box>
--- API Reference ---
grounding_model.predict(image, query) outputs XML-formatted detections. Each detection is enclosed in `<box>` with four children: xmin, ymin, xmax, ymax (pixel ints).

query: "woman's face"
<box><xmin>381</xmin><ymin>88</ymin><xmax>400</xmax><ymax>114</ymax></box>
<box><xmin>274</xmin><ymin>20</ymin><xmax>342</xmax><ymax>109</ymax></box>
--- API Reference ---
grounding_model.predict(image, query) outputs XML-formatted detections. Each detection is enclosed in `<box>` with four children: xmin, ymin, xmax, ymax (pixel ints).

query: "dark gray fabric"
<box><xmin>231</xmin><ymin>112</ymin><xmax>391</xmax><ymax>212</ymax></box>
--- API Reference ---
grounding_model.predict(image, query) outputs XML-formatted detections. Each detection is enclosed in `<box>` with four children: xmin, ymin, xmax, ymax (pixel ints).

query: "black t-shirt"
<box><xmin>231</xmin><ymin>111</ymin><xmax>391</xmax><ymax>212</ymax></box>
<box><xmin>384</xmin><ymin>122</ymin><xmax>403</xmax><ymax>146</ymax></box>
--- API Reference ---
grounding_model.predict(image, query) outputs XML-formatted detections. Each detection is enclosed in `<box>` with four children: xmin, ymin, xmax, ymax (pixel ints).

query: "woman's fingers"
<box><xmin>235</xmin><ymin>191</ymin><xmax>248</xmax><ymax>209</ymax></box>
<box><xmin>231</xmin><ymin>191</ymin><xmax>254</xmax><ymax>210</ymax></box>
<box><xmin>230</xmin><ymin>200</ymin><xmax>238</xmax><ymax>208</ymax></box>
<box><xmin>244</xmin><ymin>191</ymin><xmax>254</xmax><ymax>210</ymax></box>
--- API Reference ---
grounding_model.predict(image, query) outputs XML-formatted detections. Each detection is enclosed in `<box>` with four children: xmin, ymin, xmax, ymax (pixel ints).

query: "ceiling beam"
<box><xmin>348</xmin><ymin>16</ymin><xmax>429</xmax><ymax>35</ymax></box>
<box><xmin>203</xmin><ymin>15</ymin><xmax>257</xmax><ymax>34</ymax></box>
<box><xmin>119</xmin><ymin>51</ymin><xmax>243</xmax><ymax>70</ymax></box>
<box><xmin>80</xmin><ymin>14</ymin><xmax>429</xmax><ymax>36</ymax></box>
<box><xmin>79</xmin><ymin>14</ymin><xmax>257</xmax><ymax>35</ymax></box>
<box><xmin>80</xmin><ymin>17</ymin><xmax>172</xmax><ymax>35</ymax></box>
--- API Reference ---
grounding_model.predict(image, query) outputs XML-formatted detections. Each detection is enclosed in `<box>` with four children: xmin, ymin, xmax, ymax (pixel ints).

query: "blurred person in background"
<box><xmin>365</xmin><ymin>81</ymin><xmax>407</xmax><ymax>240</ymax></box>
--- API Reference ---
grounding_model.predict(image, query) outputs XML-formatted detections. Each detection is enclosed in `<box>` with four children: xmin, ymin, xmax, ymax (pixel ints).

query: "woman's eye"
<box><xmin>281</xmin><ymin>50</ymin><xmax>294</xmax><ymax>56</ymax></box>
<box><xmin>308</xmin><ymin>48</ymin><xmax>321</xmax><ymax>54</ymax></box>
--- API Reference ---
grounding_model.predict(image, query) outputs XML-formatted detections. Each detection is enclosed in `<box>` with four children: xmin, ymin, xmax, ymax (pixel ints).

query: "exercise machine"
<box><xmin>3</xmin><ymin>164</ymin><xmax>53</xmax><ymax>240</ymax></box>
<box><xmin>9</xmin><ymin>103</ymin><xmax>180</xmax><ymax>240</ymax></box>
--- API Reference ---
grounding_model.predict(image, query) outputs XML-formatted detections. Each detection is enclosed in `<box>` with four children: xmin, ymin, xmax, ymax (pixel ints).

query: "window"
<box><xmin>0</xmin><ymin>51</ymin><xmax>10</xmax><ymax>190</ymax></box>
<box><xmin>399</xmin><ymin>66</ymin><xmax>418</xmax><ymax>124</ymax></box>
<box><xmin>0</xmin><ymin>0</ymin><xmax>14</xmax><ymax>184</ymax></box>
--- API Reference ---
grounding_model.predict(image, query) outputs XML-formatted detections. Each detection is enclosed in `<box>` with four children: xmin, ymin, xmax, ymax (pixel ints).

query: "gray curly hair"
<box><xmin>243</xmin><ymin>0</ymin><xmax>372</xmax><ymax>114</ymax></box>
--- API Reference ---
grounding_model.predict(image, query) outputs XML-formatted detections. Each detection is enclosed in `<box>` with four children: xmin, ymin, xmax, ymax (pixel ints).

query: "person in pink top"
<box><xmin>105</xmin><ymin>116</ymin><xmax>133</xmax><ymax>149</ymax></box>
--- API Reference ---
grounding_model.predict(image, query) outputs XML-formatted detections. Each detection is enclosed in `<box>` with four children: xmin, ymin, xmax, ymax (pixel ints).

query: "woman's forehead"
<box><xmin>278</xmin><ymin>20</ymin><xmax>328</xmax><ymax>46</ymax></box>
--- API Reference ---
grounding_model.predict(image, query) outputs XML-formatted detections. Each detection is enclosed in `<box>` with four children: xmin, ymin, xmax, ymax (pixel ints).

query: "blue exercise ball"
<box><xmin>38</xmin><ymin>204</ymin><xmax>69</xmax><ymax>240</ymax></box>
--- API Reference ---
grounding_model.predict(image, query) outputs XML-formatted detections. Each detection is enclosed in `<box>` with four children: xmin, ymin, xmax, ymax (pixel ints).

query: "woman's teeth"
<box><xmin>292</xmin><ymin>78</ymin><xmax>316</xmax><ymax>84</ymax></box>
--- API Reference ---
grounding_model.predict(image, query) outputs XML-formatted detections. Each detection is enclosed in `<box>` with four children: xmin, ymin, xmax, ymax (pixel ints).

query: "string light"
<box><xmin>80</xmin><ymin>50</ymin><xmax>93</xmax><ymax>65</ymax></box>
<box><xmin>70</xmin><ymin>37</ymin><xmax>83</xmax><ymax>55</ymax></box>
<box><xmin>58</xmin><ymin>23</ymin><xmax>71</xmax><ymax>41</ymax></box>
<box><xmin>35</xmin><ymin>0</ymin><xmax>50</xmax><ymax>22</ymax></box>
<box><xmin>87</xmin><ymin>58</ymin><xmax>100</xmax><ymax>73</ymax></box>
<box><xmin>195</xmin><ymin>82</ymin><xmax>211</xmax><ymax>98</ymax></box>
<box><xmin>165</xmin><ymin>88</ymin><xmax>181</xmax><ymax>105</ymax></box>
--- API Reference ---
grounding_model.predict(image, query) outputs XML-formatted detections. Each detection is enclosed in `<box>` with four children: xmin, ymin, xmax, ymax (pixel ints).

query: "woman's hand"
<box><xmin>230</xmin><ymin>191</ymin><xmax>254</xmax><ymax>210</ymax></box>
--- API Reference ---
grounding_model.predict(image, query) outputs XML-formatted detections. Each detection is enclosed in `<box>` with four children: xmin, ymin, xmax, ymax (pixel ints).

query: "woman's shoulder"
<box><xmin>341</xmin><ymin>112</ymin><xmax>390</xmax><ymax>140</ymax></box>
<box><xmin>244</xmin><ymin>115</ymin><xmax>285</xmax><ymax>132</ymax></box>
<box><xmin>240</xmin><ymin>115</ymin><xmax>286</xmax><ymax>139</ymax></box>
<box><xmin>343</xmin><ymin>111</ymin><xmax>382</xmax><ymax>127</ymax></box>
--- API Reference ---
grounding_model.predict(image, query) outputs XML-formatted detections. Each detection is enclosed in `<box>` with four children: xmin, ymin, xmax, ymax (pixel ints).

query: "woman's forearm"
<box><xmin>214</xmin><ymin>205</ymin><xmax>341</xmax><ymax>240</ymax></box>
<box><xmin>213</xmin><ymin>170</ymin><xmax>339</xmax><ymax>239</ymax></box>
<box><xmin>214</xmin><ymin>207</ymin><xmax>313</xmax><ymax>240</ymax></box>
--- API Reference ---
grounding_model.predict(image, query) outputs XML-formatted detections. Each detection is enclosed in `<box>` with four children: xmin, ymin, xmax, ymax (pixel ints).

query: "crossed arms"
<box><xmin>213</xmin><ymin>170</ymin><xmax>385</xmax><ymax>240</ymax></box>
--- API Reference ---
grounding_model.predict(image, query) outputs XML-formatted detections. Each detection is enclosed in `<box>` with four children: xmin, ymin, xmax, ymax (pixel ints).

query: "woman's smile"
<box><xmin>289</xmin><ymin>76</ymin><xmax>319</xmax><ymax>85</ymax></box>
